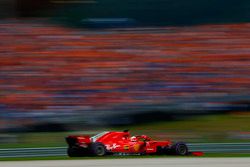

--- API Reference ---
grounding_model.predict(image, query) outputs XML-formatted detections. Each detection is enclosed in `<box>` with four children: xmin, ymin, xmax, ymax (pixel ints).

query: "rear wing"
<box><xmin>66</xmin><ymin>135</ymin><xmax>91</xmax><ymax>147</ymax></box>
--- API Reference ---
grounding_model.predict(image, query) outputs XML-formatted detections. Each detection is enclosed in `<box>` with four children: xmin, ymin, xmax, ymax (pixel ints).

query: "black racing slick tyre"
<box><xmin>171</xmin><ymin>142</ymin><xmax>188</xmax><ymax>155</ymax></box>
<box><xmin>90</xmin><ymin>142</ymin><xmax>107</xmax><ymax>156</ymax></box>
<box><xmin>67</xmin><ymin>147</ymin><xmax>79</xmax><ymax>157</ymax></box>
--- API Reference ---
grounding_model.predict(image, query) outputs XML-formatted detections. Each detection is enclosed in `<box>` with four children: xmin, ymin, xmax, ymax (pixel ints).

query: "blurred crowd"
<box><xmin>0</xmin><ymin>19</ymin><xmax>250</xmax><ymax>129</ymax></box>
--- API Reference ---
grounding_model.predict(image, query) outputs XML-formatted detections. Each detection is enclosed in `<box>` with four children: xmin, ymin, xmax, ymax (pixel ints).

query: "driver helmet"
<box><xmin>130</xmin><ymin>136</ymin><xmax>137</xmax><ymax>142</ymax></box>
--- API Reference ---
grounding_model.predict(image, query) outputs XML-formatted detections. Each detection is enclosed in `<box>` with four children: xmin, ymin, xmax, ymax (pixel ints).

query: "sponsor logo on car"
<box><xmin>124</xmin><ymin>145</ymin><xmax>129</xmax><ymax>150</ymax></box>
<box><xmin>147</xmin><ymin>148</ymin><xmax>154</xmax><ymax>151</ymax></box>
<box><xmin>105</xmin><ymin>143</ymin><xmax>121</xmax><ymax>150</ymax></box>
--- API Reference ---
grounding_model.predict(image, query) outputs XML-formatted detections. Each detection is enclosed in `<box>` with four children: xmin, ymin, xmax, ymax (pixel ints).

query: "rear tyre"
<box><xmin>171</xmin><ymin>142</ymin><xmax>188</xmax><ymax>155</ymax></box>
<box><xmin>67</xmin><ymin>147</ymin><xmax>79</xmax><ymax>157</ymax></box>
<box><xmin>90</xmin><ymin>142</ymin><xmax>107</xmax><ymax>156</ymax></box>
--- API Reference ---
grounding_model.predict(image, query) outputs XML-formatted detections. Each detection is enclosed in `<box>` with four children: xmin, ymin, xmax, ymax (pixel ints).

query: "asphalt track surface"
<box><xmin>1</xmin><ymin>158</ymin><xmax>250</xmax><ymax>167</ymax></box>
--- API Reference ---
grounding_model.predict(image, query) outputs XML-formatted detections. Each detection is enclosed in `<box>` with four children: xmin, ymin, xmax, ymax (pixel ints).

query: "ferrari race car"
<box><xmin>65</xmin><ymin>130</ymin><xmax>203</xmax><ymax>157</ymax></box>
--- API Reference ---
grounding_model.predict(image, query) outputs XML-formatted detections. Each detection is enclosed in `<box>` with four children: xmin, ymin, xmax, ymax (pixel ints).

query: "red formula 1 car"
<box><xmin>66</xmin><ymin>130</ymin><xmax>203</xmax><ymax>157</ymax></box>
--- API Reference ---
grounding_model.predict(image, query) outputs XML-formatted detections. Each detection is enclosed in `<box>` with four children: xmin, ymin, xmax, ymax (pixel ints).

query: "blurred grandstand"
<box><xmin>0</xmin><ymin>19</ymin><xmax>250</xmax><ymax>131</ymax></box>
<box><xmin>0</xmin><ymin>0</ymin><xmax>250</xmax><ymax>132</ymax></box>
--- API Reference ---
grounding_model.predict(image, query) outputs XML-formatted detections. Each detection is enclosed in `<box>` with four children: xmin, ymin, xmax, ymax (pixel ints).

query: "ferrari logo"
<box><xmin>134</xmin><ymin>144</ymin><xmax>140</xmax><ymax>152</ymax></box>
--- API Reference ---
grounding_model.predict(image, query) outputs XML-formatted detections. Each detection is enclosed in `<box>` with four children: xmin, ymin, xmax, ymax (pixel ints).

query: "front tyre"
<box><xmin>171</xmin><ymin>142</ymin><xmax>188</xmax><ymax>155</ymax></box>
<box><xmin>90</xmin><ymin>142</ymin><xmax>107</xmax><ymax>156</ymax></box>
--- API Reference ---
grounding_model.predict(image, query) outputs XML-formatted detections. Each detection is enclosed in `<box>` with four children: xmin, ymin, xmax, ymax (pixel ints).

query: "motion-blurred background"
<box><xmin>0</xmin><ymin>0</ymin><xmax>250</xmax><ymax>148</ymax></box>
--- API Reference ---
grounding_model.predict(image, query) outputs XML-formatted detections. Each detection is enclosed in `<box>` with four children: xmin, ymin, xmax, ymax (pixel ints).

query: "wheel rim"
<box><xmin>178</xmin><ymin>145</ymin><xmax>187</xmax><ymax>155</ymax></box>
<box><xmin>96</xmin><ymin>146</ymin><xmax>105</xmax><ymax>156</ymax></box>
